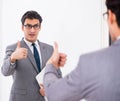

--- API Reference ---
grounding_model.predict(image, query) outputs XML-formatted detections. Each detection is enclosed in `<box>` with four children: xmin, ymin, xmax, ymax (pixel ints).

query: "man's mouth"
<box><xmin>29</xmin><ymin>34</ymin><xmax>35</xmax><ymax>37</ymax></box>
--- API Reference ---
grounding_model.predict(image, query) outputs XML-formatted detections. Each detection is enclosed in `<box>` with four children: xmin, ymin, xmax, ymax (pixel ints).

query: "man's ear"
<box><xmin>22</xmin><ymin>25</ymin><xmax>24</xmax><ymax>31</ymax></box>
<box><xmin>108</xmin><ymin>10</ymin><xmax>116</xmax><ymax>24</ymax></box>
<box><xmin>39</xmin><ymin>25</ymin><xmax>41</xmax><ymax>31</ymax></box>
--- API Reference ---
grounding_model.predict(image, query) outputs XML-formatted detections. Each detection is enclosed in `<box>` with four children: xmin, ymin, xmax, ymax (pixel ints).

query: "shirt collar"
<box><xmin>117</xmin><ymin>35</ymin><xmax>120</xmax><ymax>40</ymax></box>
<box><xmin>23</xmin><ymin>38</ymin><xmax>39</xmax><ymax>47</ymax></box>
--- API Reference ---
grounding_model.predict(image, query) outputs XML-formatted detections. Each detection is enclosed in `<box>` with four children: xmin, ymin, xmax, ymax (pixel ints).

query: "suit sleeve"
<box><xmin>1</xmin><ymin>45</ymin><xmax>16</xmax><ymax>76</ymax></box>
<box><xmin>43</xmin><ymin>57</ymin><xmax>84</xmax><ymax>101</ymax></box>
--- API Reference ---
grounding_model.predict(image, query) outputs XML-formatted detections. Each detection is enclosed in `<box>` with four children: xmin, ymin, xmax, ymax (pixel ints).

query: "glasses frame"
<box><xmin>24</xmin><ymin>24</ymin><xmax>40</xmax><ymax>30</ymax></box>
<box><xmin>103</xmin><ymin>11</ymin><xmax>108</xmax><ymax>20</ymax></box>
<box><xmin>103</xmin><ymin>11</ymin><xmax>108</xmax><ymax>16</ymax></box>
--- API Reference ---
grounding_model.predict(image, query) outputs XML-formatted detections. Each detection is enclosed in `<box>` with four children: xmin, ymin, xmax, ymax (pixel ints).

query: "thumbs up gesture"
<box><xmin>47</xmin><ymin>42</ymin><xmax>67</xmax><ymax>68</ymax></box>
<box><xmin>10</xmin><ymin>41</ymin><xmax>28</xmax><ymax>63</ymax></box>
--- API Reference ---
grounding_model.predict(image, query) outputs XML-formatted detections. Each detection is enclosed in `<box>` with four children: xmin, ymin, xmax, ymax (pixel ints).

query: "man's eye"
<box><xmin>27</xmin><ymin>25</ymin><xmax>32</xmax><ymax>28</ymax></box>
<box><xmin>34</xmin><ymin>25</ymin><xmax>39</xmax><ymax>28</ymax></box>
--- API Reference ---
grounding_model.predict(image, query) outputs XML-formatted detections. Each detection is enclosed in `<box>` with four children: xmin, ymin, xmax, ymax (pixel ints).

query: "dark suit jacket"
<box><xmin>1</xmin><ymin>39</ymin><xmax>53</xmax><ymax>101</ymax></box>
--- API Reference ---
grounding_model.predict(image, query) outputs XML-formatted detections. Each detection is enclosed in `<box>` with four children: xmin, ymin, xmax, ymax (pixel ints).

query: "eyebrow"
<box><xmin>24</xmin><ymin>23</ymin><xmax>39</xmax><ymax>26</ymax></box>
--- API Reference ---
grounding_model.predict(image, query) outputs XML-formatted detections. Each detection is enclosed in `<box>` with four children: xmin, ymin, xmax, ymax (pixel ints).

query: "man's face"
<box><xmin>22</xmin><ymin>18</ymin><xmax>41</xmax><ymax>42</ymax></box>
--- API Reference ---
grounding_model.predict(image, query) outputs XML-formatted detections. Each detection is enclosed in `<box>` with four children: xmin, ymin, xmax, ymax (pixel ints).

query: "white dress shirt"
<box><xmin>24</xmin><ymin>38</ymin><xmax>42</xmax><ymax>67</ymax></box>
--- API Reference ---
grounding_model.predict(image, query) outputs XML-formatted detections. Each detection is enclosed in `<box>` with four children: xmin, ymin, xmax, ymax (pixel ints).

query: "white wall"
<box><xmin>0</xmin><ymin>1</ymin><xmax>3</xmax><ymax>101</ymax></box>
<box><xmin>0</xmin><ymin>0</ymin><xmax>108</xmax><ymax>101</ymax></box>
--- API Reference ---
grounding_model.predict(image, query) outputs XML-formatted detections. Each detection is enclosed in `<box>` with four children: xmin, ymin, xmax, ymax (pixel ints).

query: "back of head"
<box><xmin>106</xmin><ymin>0</ymin><xmax>120</xmax><ymax>27</ymax></box>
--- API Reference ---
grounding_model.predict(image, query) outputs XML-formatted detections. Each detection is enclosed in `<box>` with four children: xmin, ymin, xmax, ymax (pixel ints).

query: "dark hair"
<box><xmin>21</xmin><ymin>10</ymin><xmax>43</xmax><ymax>25</ymax></box>
<box><xmin>106</xmin><ymin>0</ymin><xmax>120</xmax><ymax>27</ymax></box>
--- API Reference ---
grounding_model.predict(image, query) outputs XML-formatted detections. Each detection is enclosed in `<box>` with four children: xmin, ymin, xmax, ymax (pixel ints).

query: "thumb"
<box><xmin>53</xmin><ymin>42</ymin><xmax>58</xmax><ymax>54</ymax></box>
<box><xmin>47</xmin><ymin>42</ymin><xmax>59</xmax><ymax>67</ymax></box>
<box><xmin>16</xmin><ymin>41</ymin><xmax>21</xmax><ymax>49</ymax></box>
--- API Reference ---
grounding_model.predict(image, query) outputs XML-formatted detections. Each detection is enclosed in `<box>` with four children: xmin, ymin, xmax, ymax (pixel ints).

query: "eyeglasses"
<box><xmin>24</xmin><ymin>24</ymin><xmax>40</xmax><ymax>30</ymax></box>
<box><xmin>103</xmin><ymin>11</ymin><xmax>108</xmax><ymax>20</ymax></box>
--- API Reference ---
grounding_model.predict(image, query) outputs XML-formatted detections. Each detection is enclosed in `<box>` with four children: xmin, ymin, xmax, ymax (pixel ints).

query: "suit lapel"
<box><xmin>38</xmin><ymin>41</ymin><xmax>46</xmax><ymax>69</ymax></box>
<box><xmin>20</xmin><ymin>39</ymin><xmax>39</xmax><ymax>73</ymax></box>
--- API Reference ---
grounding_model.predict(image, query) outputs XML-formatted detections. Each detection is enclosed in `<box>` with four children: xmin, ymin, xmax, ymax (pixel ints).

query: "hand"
<box><xmin>10</xmin><ymin>41</ymin><xmax>28</xmax><ymax>63</ymax></box>
<box><xmin>39</xmin><ymin>84</ymin><xmax>45</xmax><ymax>96</ymax></box>
<box><xmin>47</xmin><ymin>42</ymin><xmax>67</xmax><ymax>68</ymax></box>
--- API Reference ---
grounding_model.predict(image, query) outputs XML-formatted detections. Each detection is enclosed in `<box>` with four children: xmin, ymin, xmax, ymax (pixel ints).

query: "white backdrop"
<box><xmin>0</xmin><ymin>0</ymin><xmax>108</xmax><ymax>101</ymax></box>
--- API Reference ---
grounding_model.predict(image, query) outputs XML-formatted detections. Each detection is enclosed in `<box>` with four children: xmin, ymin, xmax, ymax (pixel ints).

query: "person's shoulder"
<box><xmin>6</xmin><ymin>42</ymin><xmax>18</xmax><ymax>50</ymax></box>
<box><xmin>39</xmin><ymin>41</ymin><xmax>53</xmax><ymax>47</ymax></box>
<box><xmin>80</xmin><ymin>47</ymin><xmax>109</xmax><ymax>59</ymax></box>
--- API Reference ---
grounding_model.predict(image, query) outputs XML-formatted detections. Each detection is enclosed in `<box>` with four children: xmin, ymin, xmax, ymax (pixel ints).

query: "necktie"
<box><xmin>32</xmin><ymin>43</ymin><xmax>41</xmax><ymax>72</ymax></box>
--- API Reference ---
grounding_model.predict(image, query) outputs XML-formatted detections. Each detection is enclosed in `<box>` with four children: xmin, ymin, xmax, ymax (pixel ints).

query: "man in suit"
<box><xmin>1</xmin><ymin>10</ymin><xmax>54</xmax><ymax>101</ymax></box>
<box><xmin>43</xmin><ymin>0</ymin><xmax>120</xmax><ymax>101</ymax></box>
